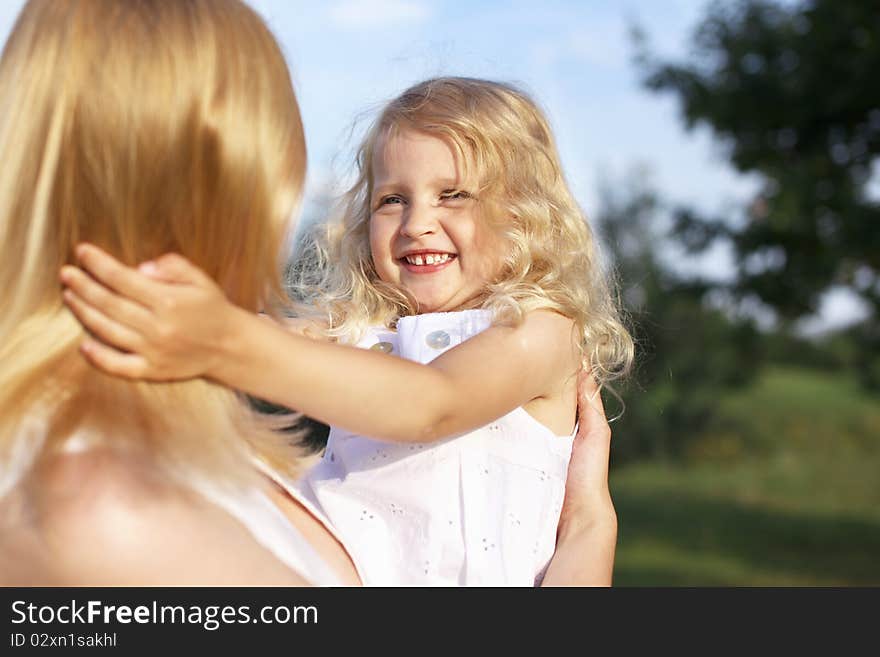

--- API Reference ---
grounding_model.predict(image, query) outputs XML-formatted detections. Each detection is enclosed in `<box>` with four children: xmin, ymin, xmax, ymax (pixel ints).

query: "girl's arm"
<box><xmin>541</xmin><ymin>372</ymin><xmax>618</xmax><ymax>586</ymax></box>
<box><xmin>60</xmin><ymin>245</ymin><xmax>579</xmax><ymax>443</ymax></box>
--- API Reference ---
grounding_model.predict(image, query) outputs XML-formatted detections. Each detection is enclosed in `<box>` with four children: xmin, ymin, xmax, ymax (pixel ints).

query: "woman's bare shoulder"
<box><xmin>0</xmin><ymin>449</ymin><xmax>309</xmax><ymax>586</ymax></box>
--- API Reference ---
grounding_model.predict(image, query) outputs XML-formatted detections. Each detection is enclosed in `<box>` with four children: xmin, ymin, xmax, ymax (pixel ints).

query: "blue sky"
<box><xmin>251</xmin><ymin>0</ymin><xmax>758</xmax><ymax>296</ymax></box>
<box><xmin>0</xmin><ymin>0</ymin><xmax>864</xmax><ymax>331</ymax></box>
<box><xmin>250</xmin><ymin>0</ymin><xmax>755</xmax><ymax>214</ymax></box>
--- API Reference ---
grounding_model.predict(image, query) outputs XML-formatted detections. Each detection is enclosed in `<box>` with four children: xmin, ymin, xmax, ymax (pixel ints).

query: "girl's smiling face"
<box><xmin>369</xmin><ymin>128</ymin><xmax>505</xmax><ymax>313</ymax></box>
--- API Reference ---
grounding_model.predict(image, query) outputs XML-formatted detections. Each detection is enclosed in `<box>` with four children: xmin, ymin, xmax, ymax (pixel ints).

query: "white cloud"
<box><xmin>328</xmin><ymin>0</ymin><xmax>432</xmax><ymax>30</ymax></box>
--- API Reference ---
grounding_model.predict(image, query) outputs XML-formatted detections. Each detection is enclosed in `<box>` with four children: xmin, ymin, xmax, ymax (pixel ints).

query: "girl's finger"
<box><xmin>75</xmin><ymin>243</ymin><xmax>165</xmax><ymax>309</ymax></box>
<box><xmin>63</xmin><ymin>289</ymin><xmax>143</xmax><ymax>354</ymax></box>
<box><xmin>79</xmin><ymin>337</ymin><xmax>152</xmax><ymax>381</ymax></box>
<box><xmin>148</xmin><ymin>253</ymin><xmax>214</xmax><ymax>286</ymax></box>
<box><xmin>60</xmin><ymin>265</ymin><xmax>152</xmax><ymax>331</ymax></box>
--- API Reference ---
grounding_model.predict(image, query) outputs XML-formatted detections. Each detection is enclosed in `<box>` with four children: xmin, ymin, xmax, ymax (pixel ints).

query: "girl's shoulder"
<box><xmin>514</xmin><ymin>309</ymin><xmax>581</xmax><ymax>382</ymax></box>
<box><xmin>516</xmin><ymin>309</ymin><xmax>579</xmax><ymax>346</ymax></box>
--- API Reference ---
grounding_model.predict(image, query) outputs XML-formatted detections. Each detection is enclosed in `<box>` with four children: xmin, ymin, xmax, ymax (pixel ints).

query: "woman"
<box><xmin>0</xmin><ymin>0</ymin><xmax>616</xmax><ymax>586</ymax></box>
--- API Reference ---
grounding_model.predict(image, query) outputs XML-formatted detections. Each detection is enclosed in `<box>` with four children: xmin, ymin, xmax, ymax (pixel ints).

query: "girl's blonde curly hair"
<box><xmin>291</xmin><ymin>76</ymin><xmax>633</xmax><ymax>387</ymax></box>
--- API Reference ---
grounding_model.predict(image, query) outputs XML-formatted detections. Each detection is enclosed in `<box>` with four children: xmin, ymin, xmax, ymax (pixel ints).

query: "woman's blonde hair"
<box><xmin>292</xmin><ymin>76</ymin><xmax>633</xmax><ymax>386</ymax></box>
<box><xmin>0</xmin><ymin>0</ymin><xmax>306</xmax><ymax>499</ymax></box>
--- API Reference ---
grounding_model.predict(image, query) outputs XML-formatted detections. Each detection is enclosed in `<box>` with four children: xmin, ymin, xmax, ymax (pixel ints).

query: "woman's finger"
<box><xmin>574</xmin><ymin>405</ymin><xmax>612</xmax><ymax>483</ymax></box>
<box><xmin>75</xmin><ymin>243</ymin><xmax>165</xmax><ymax>309</ymax></box>
<box><xmin>570</xmin><ymin>370</ymin><xmax>612</xmax><ymax>485</ymax></box>
<box><xmin>575</xmin><ymin>371</ymin><xmax>610</xmax><ymax>448</ymax></box>
<box><xmin>577</xmin><ymin>368</ymin><xmax>606</xmax><ymax>417</ymax></box>
<box><xmin>63</xmin><ymin>289</ymin><xmax>143</xmax><ymax>354</ymax></box>
<box><xmin>60</xmin><ymin>265</ymin><xmax>152</xmax><ymax>331</ymax></box>
<box><xmin>79</xmin><ymin>337</ymin><xmax>152</xmax><ymax>380</ymax></box>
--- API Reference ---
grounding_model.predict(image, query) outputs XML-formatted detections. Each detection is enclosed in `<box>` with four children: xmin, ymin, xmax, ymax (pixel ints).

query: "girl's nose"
<box><xmin>399</xmin><ymin>203</ymin><xmax>437</xmax><ymax>238</ymax></box>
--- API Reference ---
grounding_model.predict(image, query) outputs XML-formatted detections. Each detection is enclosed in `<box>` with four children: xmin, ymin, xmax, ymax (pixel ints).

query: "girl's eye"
<box><xmin>379</xmin><ymin>195</ymin><xmax>404</xmax><ymax>206</ymax></box>
<box><xmin>440</xmin><ymin>190</ymin><xmax>472</xmax><ymax>201</ymax></box>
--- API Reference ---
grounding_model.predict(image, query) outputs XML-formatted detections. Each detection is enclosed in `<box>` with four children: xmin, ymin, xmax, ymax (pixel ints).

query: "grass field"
<box><xmin>609</xmin><ymin>366</ymin><xmax>880</xmax><ymax>586</ymax></box>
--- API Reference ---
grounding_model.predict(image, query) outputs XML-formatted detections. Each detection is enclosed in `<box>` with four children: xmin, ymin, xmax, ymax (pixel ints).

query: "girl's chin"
<box><xmin>403</xmin><ymin>286</ymin><xmax>489</xmax><ymax>313</ymax></box>
<box><xmin>410</xmin><ymin>296</ymin><xmax>476</xmax><ymax>314</ymax></box>
<box><xmin>408</xmin><ymin>295</ymin><xmax>450</xmax><ymax>313</ymax></box>
<box><xmin>412</xmin><ymin>300</ymin><xmax>444</xmax><ymax>313</ymax></box>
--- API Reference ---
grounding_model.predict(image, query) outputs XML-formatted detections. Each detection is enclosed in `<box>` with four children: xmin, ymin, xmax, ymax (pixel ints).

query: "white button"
<box><xmin>425</xmin><ymin>330</ymin><xmax>451</xmax><ymax>349</ymax></box>
<box><xmin>370</xmin><ymin>341</ymin><xmax>393</xmax><ymax>353</ymax></box>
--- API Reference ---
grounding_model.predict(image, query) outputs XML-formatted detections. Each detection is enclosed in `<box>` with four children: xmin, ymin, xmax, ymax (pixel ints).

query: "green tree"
<box><xmin>636</xmin><ymin>0</ymin><xmax>880</xmax><ymax>385</ymax></box>
<box><xmin>596</xmin><ymin>176</ymin><xmax>761</xmax><ymax>463</ymax></box>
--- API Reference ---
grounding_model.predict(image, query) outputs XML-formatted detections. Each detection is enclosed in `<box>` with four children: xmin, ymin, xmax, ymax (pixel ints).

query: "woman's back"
<box><xmin>0</xmin><ymin>0</ymin><xmax>350</xmax><ymax>586</ymax></box>
<box><xmin>0</xmin><ymin>447</ymin><xmax>311</xmax><ymax>585</ymax></box>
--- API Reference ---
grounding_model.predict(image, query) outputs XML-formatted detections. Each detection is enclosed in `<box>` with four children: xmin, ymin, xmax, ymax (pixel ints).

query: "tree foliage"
<box><xmin>596</xmin><ymin>178</ymin><xmax>761</xmax><ymax>463</ymax></box>
<box><xmin>638</xmin><ymin>0</ymin><xmax>880</xmax><ymax>322</ymax></box>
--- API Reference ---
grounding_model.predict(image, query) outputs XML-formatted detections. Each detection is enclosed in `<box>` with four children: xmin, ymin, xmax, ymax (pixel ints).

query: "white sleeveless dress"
<box><xmin>295</xmin><ymin>309</ymin><xmax>575</xmax><ymax>586</ymax></box>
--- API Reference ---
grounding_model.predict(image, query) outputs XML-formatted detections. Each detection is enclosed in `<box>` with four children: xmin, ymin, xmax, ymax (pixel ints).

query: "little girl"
<box><xmin>61</xmin><ymin>77</ymin><xmax>633</xmax><ymax>585</ymax></box>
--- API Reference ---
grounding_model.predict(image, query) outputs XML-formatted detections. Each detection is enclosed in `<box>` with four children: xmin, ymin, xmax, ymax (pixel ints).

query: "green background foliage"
<box><xmin>607</xmin><ymin>0</ymin><xmax>879</xmax><ymax>584</ymax></box>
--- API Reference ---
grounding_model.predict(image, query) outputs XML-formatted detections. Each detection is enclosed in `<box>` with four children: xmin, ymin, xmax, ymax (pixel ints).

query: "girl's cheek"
<box><xmin>367</xmin><ymin>222</ymin><xmax>384</xmax><ymax>262</ymax></box>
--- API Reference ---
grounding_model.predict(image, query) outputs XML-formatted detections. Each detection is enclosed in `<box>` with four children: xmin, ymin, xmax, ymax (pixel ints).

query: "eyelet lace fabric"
<box><xmin>295</xmin><ymin>309</ymin><xmax>575</xmax><ymax>586</ymax></box>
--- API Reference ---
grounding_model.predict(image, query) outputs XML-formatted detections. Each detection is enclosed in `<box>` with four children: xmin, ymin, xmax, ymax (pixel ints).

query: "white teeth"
<box><xmin>404</xmin><ymin>253</ymin><xmax>452</xmax><ymax>266</ymax></box>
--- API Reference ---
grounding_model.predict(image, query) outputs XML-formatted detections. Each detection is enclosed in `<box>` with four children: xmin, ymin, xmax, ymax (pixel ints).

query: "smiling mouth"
<box><xmin>398</xmin><ymin>252</ymin><xmax>457</xmax><ymax>273</ymax></box>
<box><xmin>400</xmin><ymin>252</ymin><xmax>456</xmax><ymax>266</ymax></box>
